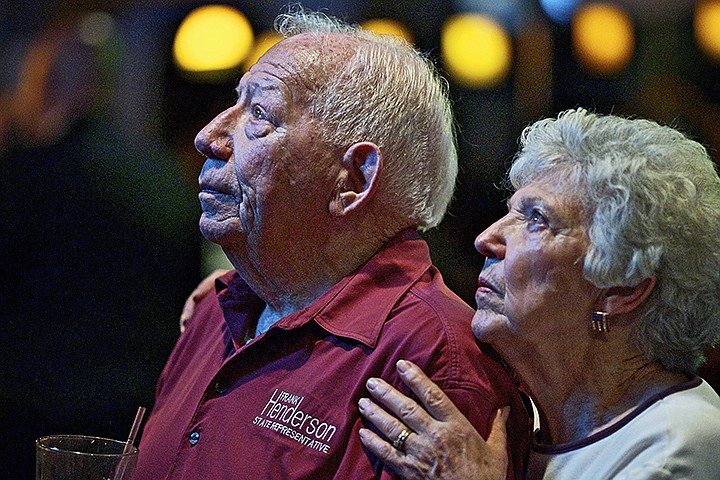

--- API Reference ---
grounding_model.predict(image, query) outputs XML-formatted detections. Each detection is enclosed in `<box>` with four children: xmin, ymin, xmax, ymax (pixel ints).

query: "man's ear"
<box><xmin>329</xmin><ymin>142</ymin><xmax>382</xmax><ymax>216</ymax></box>
<box><xmin>599</xmin><ymin>276</ymin><xmax>656</xmax><ymax>316</ymax></box>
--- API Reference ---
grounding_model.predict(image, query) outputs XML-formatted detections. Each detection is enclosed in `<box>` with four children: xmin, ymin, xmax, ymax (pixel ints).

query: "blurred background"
<box><xmin>2</xmin><ymin>0</ymin><xmax>719</xmax><ymax>476</ymax></box>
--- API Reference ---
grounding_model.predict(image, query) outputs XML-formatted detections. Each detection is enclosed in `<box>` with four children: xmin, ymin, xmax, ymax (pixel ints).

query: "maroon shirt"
<box><xmin>136</xmin><ymin>232</ymin><xmax>529</xmax><ymax>479</ymax></box>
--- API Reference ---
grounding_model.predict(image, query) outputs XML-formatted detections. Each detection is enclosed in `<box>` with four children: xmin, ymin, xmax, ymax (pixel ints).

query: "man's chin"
<box><xmin>199</xmin><ymin>215</ymin><xmax>243</xmax><ymax>244</ymax></box>
<box><xmin>470</xmin><ymin>309</ymin><xmax>508</xmax><ymax>342</ymax></box>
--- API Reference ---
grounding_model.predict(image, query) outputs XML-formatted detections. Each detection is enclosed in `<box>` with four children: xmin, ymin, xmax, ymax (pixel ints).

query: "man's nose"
<box><xmin>194</xmin><ymin>106</ymin><xmax>236</xmax><ymax>161</ymax></box>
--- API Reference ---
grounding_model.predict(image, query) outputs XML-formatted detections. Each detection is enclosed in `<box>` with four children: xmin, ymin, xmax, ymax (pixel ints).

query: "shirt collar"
<box><xmin>214</xmin><ymin>228</ymin><xmax>431</xmax><ymax>349</ymax></box>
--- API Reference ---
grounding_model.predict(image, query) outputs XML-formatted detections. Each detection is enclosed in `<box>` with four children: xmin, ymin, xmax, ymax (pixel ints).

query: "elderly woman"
<box><xmin>358</xmin><ymin>108</ymin><xmax>720</xmax><ymax>479</ymax></box>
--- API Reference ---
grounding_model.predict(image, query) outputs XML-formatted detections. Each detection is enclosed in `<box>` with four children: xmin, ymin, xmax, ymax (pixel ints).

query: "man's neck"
<box><xmin>231</xmin><ymin>228</ymin><xmax>400</xmax><ymax>339</ymax></box>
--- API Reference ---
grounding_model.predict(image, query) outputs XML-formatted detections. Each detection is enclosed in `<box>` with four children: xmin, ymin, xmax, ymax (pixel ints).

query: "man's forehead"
<box><xmin>237</xmin><ymin>32</ymin><xmax>358</xmax><ymax>104</ymax></box>
<box><xmin>255</xmin><ymin>32</ymin><xmax>356</xmax><ymax>78</ymax></box>
<box><xmin>271</xmin><ymin>32</ymin><xmax>358</xmax><ymax>55</ymax></box>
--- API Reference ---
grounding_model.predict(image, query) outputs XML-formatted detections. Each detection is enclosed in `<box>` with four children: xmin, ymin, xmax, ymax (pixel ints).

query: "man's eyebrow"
<box><xmin>235</xmin><ymin>81</ymin><xmax>283</xmax><ymax>98</ymax></box>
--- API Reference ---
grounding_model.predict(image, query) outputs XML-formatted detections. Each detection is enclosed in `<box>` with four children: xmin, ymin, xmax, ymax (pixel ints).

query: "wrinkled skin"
<box><xmin>358</xmin><ymin>360</ymin><xmax>508</xmax><ymax>480</ymax></box>
<box><xmin>472</xmin><ymin>179</ymin><xmax>595</xmax><ymax>350</ymax></box>
<box><xmin>194</xmin><ymin>34</ymin><xmax>346</xmax><ymax>290</ymax></box>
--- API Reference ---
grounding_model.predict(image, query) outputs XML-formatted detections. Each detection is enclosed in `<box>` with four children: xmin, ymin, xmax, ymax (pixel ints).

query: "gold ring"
<box><xmin>392</xmin><ymin>428</ymin><xmax>411</xmax><ymax>451</ymax></box>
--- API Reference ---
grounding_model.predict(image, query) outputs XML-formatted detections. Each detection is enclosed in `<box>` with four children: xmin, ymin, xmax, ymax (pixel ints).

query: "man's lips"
<box><xmin>198</xmin><ymin>178</ymin><xmax>239</xmax><ymax>199</ymax></box>
<box><xmin>199</xmin><ymin>179</ymin><xmax>228</xmax><ymax>193</ymax></box>
<box><xmin>477</xmin><ymin>276</ymin><xmax>502</xmax><ymax>295</ymax></box>
<box><xmin>199</xmin><ymin>188</ymin><xmax>231</xmax><ymax>196</ymax></box>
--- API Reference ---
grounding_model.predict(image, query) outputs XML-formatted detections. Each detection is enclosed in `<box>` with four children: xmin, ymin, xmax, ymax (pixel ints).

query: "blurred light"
<box><xmin>173</xmin><ymin>5</ymin><xmax>253</xmax><ymax>73</ymax></box>
<box><xmin>695</xmin><ymin>0</ymin><xmax>720</xmax><ymax>62</ymax></box>
<box><xmin>242</xmin><ymin>31</ymin><xmax>283</xmax><ymax>72</ymax></box>
<box><xmin>540</xmin><ymin>0</ymin><xmax>581</xmax><ymax>25</ymax></box>
<box><xmin>572</xmin><ymin>3</ymin><xmax>634</xmax><ymax>76</ymax></box>
<box><xmin>78</xmin><ymin>11</ymin><xmax>116</xmax><ymax>47</ymax></box>
<box><xmin>361</xmin><ymin>18</ymin><xmax>414</xmax><ymax>43</ymax></box>
<box><xmin>441</xmin><ymin>13</ymin><xmax>512</xmax><ymax>89</ymax></box>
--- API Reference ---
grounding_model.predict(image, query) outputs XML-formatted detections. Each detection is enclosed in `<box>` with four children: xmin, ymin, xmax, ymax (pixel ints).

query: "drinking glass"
<box><xmin>36</xmin><ymin>434</ymin><xmax>138</xmax><ymax>480</ymax></box>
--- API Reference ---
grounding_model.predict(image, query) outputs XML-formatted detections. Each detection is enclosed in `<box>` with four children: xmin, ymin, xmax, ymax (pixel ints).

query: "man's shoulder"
<box><xmin>382</xmin><ymin>273</ymin><xmax>474</xmax><ymax>343</ymax></box>
<box><xmin>402</xmin><ymin>264</ymin><xmax>475</xmax><ymax>317</ymax></box>
<box><xmin>381</xmin><ymin>278</ymin><xmax>515</xmax><ymax>397</ymax></box>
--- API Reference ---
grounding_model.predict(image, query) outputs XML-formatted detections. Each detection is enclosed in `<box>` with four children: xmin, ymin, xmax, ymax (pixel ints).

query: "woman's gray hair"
<box><xmin>274</xmin><ymin>8</ymin><xmax>457</xmax><ymax>231</ymax></box>
<box><xmin>510</xmin><ymin>108</ymin><xmax>720</xmax><ymax>374</ymax></box>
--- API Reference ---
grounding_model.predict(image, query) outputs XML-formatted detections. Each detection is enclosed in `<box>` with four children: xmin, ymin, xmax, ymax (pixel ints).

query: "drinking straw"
<box><xmin>113</xmin><ymin>406</ymin><xmax>146</xmax><ymax>480</ymax></box>
<box><xmin>124</xmin><ymin>406</ymin><xmax>146</xmax><ymax>454</ymax></box>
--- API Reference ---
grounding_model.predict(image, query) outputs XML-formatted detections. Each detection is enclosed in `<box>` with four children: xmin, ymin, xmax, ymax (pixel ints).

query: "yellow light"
<box><xmin>361</xmin><ymin>18</ymin><xmax>414</xmax><ymax>43</ymax></box>
<box><xmin>695</xmin><ymin>0</ymin><xmax>720</xmax><ymax>62</ymax></box>
<box><xmin>572</xmin><ymin>3</ymin><xmax>634</xmax><ymax>76</ymax></box>
<box><xmin>441</xmin><ymin>14</ymin><xmax>512</xmax><ymax>89</ymax></box>
<box><xmin>173</xmin><ymin>5</ymin><xmax>253</xmax><ymax>72</ymax></box>
<box><xmin>242</xmin><ymin>31</ymin><xmax>283</xmax><ymax>72</ymax></box>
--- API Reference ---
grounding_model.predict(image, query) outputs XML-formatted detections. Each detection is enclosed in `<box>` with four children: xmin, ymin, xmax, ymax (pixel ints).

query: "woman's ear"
<box><xmin>329</xmin><ymin>142</ymin><xmax>382</xmax><ymax>216</ymax></box>
<box><xmin>600</xmin><ymin>276</ymin><xmax>656</xmax><ymax>316</ymax></box>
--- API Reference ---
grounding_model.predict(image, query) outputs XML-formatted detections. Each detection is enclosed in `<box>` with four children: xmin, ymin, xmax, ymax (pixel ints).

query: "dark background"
<box><xmin>2</xmin><ymin>0</ymin><xmax>719</xmax><ymax>477</ymax></box>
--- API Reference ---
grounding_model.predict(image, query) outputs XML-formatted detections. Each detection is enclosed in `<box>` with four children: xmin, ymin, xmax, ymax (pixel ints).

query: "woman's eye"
<box><xmin>528</xmin><ymin>209</ymin><xmax>548</xmax><ymax>227</ymax></box>
<box><xmin>253</xmin><ymin>105</ymin><xmax>267</xmax><ymax>120</ymax></box>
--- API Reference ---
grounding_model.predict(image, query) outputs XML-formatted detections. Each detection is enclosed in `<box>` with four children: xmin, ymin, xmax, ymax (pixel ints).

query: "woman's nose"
<box><xmin>474</xmin><ymin>218</ymin><xmax>507</xmax><ymax>260</ymax></box>
<box><xmin>194</xmin><ymin>106</ymin><xmax>236</xmax><ymax>161</ymax></box>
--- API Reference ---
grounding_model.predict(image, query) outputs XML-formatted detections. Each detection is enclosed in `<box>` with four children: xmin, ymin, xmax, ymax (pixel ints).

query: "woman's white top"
<box><xmin>527</xmin><ymin>377</ymin><xmax>720</xmax><ymax>479</ymax></box>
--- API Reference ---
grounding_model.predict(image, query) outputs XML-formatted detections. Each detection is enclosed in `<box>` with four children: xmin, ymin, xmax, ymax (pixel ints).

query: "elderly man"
<box><xmin>135</xmin><ymin>10</ymin><xmax>529</xmax><ymax>480</ymax></box>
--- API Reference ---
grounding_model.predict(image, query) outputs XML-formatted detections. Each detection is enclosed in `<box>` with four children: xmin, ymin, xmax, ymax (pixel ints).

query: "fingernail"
<box><xmin>396</xmin><ymin>359</ymin><xmax>408</xmax><ymax>373</ymax></box>
<box><xmin>367</xmin><ymin>378</ymin><xmax>378</xmax><ymax>390</ymax></box>
<box><xmin>500</xmin><ymin>406</ymin><xmax>510</xmax><ymax>420</ymax></box>
<box><xmin>359</xmin><ymin>428</ymin><xmax>368</xmax><ymax>440</ymax></box>
<box><xmin>358</xmin><ymin>398</ymin><xmax>368</xmax><ymax>410</ymax></box>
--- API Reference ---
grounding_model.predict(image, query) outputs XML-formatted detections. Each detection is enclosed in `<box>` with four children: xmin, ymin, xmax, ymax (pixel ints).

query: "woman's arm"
<box><xmin>358</xmin><ymin>359</ymin><xmax>509</xmax><ymax>480</ymax></box>
<box><xmin>179</xmin><ymin>269</ymin><xmax>230</xmax><ymax>333</ymax></box>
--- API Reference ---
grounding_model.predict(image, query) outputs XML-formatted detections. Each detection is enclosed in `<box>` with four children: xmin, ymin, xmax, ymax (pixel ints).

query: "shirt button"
<box><xmin>214</xmin><ymin>381</ymin><xmax>227</xmax><ymax>395</ymax></box>
<box><xmin>189</xmin><ymin>431</ymin><xmax>200</xmax><ymax>446</ymax></box>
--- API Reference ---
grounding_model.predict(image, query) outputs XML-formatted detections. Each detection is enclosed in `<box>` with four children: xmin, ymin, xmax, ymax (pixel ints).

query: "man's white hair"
<box><xmin>275</xmin><ymin>7</ymin><xmax>457</xmax><ymax>231</ymax></box>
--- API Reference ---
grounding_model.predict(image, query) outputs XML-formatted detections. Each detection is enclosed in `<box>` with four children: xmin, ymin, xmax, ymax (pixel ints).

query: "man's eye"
<box><xmin>253</xmin><ymin>105</ymin><xmax>267</xmax><ymax>120</ymax></box>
